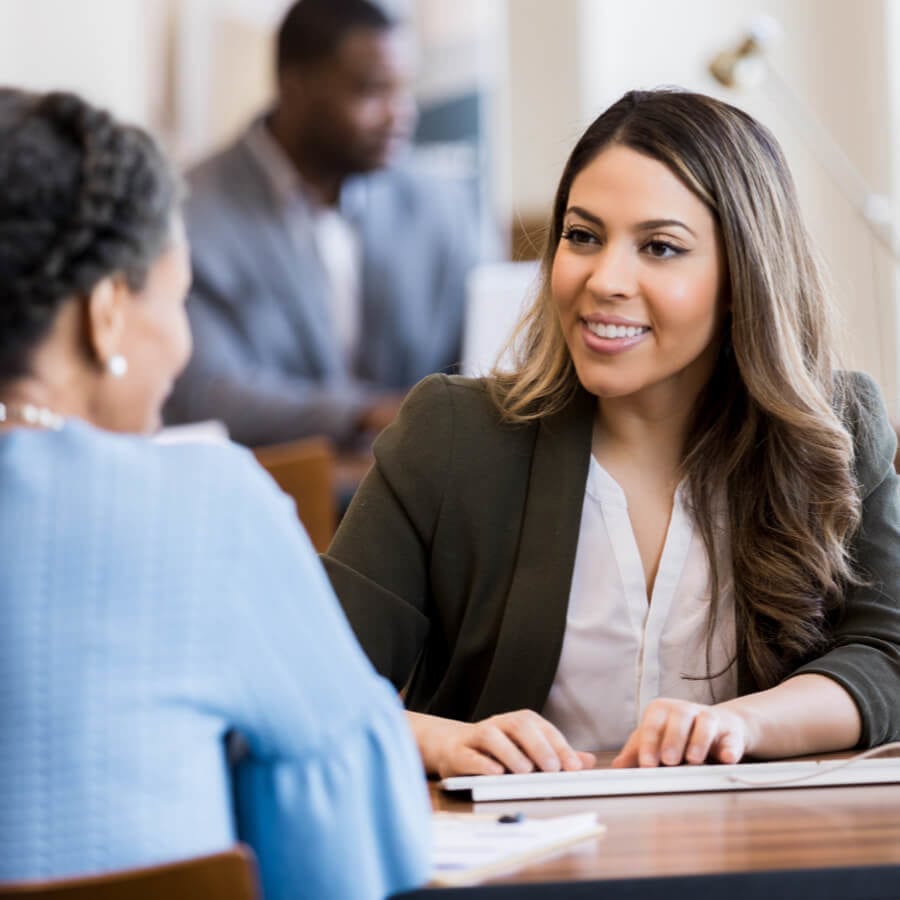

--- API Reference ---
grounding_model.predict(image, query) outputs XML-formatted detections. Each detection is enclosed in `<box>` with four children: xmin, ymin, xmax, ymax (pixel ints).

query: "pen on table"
<box><xmin>434</xmin><ymin>811</ymin><xmax>527</xmax><ymax>823</ymax></box>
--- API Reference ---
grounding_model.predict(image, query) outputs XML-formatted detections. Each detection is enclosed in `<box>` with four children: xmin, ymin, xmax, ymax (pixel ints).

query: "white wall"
<box><xmin>171</xmin><ymin>0</ymin><xmax>294</xmax><ymax>163</ymax></box>
<box><xmin>501</xmin><ymin>0</ymin><xmax>585</xmax><ymax>220</ymax></box>
<box><xmin>0</xmin><ymin>0</ymin><xmax>288</xmax><ymax>162</ymax></box>
<box><xmin>0</xmin><ymin>0</ymin><xmax>163</xmax><ymax>126</ymax></box>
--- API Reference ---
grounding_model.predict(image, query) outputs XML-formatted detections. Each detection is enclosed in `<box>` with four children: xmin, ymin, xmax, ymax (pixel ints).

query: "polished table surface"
<box><xmin>395</xmin><ymin>751</ymin><xmax>900</xmax><ymax>899</ymax></box>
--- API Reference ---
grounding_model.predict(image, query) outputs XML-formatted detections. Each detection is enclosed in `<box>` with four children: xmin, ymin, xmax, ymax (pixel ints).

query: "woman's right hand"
<box><xmin>407</xmin><ymin>710</ymin><xmax>595</xmax><ymax>778</ymax></box>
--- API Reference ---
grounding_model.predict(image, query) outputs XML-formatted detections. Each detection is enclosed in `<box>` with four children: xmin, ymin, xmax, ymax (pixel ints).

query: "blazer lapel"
<box><xmin>473</xmin><ymin>388</ymin><xmax>595</xmax><ymax>719</ymax></box>
<box><xmin>232</xmin><ymin>139</ymin><xmax>344</xmax><ymax>379</ymax></box>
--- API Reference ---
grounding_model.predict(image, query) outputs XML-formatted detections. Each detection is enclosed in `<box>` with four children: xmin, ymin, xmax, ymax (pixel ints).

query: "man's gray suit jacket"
<box><xmin>165</xmin><ymin>127</ymin><xmax>481</xmax><ymax>446</ymax></box>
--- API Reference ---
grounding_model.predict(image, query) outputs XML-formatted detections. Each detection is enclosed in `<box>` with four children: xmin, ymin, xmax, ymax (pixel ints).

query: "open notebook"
<box><xmin>440</xmin><ymin>756</ymin><xmax>900</xmax><ymax>802</ymax></box>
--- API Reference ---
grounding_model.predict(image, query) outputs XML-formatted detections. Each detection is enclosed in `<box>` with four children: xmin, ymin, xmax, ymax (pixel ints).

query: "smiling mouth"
<box><xmin>584</xmin><ymin>321</ymin><xmax>651</xmax><ymax>339</ymax></box>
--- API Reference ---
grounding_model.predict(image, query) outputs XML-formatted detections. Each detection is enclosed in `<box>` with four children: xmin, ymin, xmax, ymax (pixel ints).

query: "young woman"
<box><xmin>324</xmin><ymin>89</ymin><xmax>900</xmax><ymax>778</ymax></box>
<box><xmin>0</xmin><ymin>88</ymin><xmax>429</xmax><ymax>899</ymax></box>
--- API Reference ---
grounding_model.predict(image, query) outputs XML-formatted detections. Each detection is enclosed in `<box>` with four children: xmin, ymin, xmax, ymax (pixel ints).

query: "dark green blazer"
<box><xmin>323</xmin><ymin>372</ymin><xmax>900</xmax><ymax>747</ymax></box>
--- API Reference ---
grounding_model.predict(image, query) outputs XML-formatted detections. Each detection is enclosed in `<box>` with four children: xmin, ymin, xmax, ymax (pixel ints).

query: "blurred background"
<box><xmin>2</xmin><ymin>0</ymin><xmax>898</xmax><ymax>411</ymax></box>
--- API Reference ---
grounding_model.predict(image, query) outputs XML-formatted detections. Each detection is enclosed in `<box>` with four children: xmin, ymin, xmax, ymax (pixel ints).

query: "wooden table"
<box><xmin>395</xmin><ymin>752</ymin><xmax>900</xmax><ymax>899</ymax></box>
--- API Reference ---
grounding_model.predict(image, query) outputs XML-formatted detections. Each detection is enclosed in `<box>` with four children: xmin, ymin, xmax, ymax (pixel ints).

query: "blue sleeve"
<box><xmin>220</xmin><ymin>456</ymin><xmax>432</xmax><ymax>900</ymax></box>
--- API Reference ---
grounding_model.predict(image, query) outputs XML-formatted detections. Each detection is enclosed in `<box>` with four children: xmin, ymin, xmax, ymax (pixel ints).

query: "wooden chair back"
<box><xmin>253</xmin><ymin>436</ymin><xmax>337</xmax><ymax>552</ymax></box>
<box><xmin>0</xmin><ymin>845</ymin><xmax>260</xmax><ymax>900</ymax></box>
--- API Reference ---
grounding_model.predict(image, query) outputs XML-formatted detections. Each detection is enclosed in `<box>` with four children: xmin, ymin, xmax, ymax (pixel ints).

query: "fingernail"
<box><xmin>662</xmin><ymin>750</ymin><xmax>680</xmax><ymax>766</ymax></box>
<box><xmin>541</xmin><ymin>755</ymin><xmax>561</xmax><ymax>772</ymax></box>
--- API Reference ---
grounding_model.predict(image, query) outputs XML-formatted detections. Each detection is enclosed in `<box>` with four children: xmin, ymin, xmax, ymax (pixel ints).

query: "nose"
<box><xmin>585</xmin><ymin>241</ymin><xmax>637</xmax><ymax>300</ymax></box>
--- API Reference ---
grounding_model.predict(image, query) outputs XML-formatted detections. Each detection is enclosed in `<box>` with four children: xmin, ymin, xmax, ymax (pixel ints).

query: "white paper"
<box><xmin>431</xmin><ymin>811</ymin><xmax>603</xmax><ymax>885</ymax></box>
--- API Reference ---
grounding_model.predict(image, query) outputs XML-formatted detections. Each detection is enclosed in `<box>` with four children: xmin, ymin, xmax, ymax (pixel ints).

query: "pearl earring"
<box><xmin>106</xmin><ymin>354</ymin><xmax>129</xmax><ymax>378</ymax></box>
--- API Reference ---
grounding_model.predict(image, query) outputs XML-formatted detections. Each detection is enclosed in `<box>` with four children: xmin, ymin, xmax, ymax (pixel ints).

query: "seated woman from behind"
<box><xmin>0</xmin><ymin>88</ymin><xmax>429</xmax><ymax>900</ymax></box>
<box><xmin>324</xmin><ymin>88</ymin><xmax>900</xmax><ymax>777</ymax></box>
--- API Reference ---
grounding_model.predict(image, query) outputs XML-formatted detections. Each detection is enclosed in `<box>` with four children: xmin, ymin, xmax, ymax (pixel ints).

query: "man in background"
<box><xmin>165</xmin><ymin>0</ymin><xmax>481</xmax><ymax>447</ymax></box>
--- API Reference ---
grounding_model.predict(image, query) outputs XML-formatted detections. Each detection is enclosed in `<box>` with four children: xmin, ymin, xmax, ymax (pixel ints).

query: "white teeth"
<box><xmin>586</xmin><ymin>322</ymin><xmax>648</xmax><ymax>339</ymax></box>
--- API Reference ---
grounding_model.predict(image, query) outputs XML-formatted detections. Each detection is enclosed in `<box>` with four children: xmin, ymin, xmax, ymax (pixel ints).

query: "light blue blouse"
<box><xmin>0</xmin><ymin>420</ymin><xmax>430</xmax><ymax>899</ymax></box>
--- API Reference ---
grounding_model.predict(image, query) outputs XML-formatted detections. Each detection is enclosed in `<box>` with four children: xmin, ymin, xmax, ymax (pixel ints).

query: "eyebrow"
<box><xmin>565</xmin><ymin>206</ymin><xmax>697</xmax><ymax>238</ymax></box>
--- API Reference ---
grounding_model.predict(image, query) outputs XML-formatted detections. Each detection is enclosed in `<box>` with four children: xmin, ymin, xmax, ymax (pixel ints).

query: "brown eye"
<box><xmin>562</xmin><ymin>226</ymin><xmax>598</xmax><ymax>246</ymax></box>
<box><xmin>644</xmin><ymin>240</ymin><xmax>683</xmax><ymax>259</ymax></box>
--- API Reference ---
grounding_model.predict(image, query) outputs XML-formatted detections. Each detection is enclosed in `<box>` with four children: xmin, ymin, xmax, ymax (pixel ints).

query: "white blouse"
<box><xmin>541</xmin><ymin>456</ymin><xmax>737</xmax><ymax>751</ymax></box>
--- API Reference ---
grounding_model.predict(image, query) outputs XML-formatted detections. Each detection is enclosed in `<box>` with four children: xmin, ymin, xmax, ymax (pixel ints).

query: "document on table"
<box><xmin>430</xmin><ymin>811</ymin><xmax>605</xmax><ymax>886</ymax></box>
<box><xmin>440</xmin><ymin>756</ymin><xmax>900</xmax><ymax>802</ymax></box>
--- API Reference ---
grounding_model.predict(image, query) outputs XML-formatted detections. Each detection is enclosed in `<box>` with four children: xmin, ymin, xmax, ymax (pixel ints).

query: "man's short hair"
<box><xmin>276</xmin><ymin>0</ymin><xmax>396</xmax><ymax>72</ymax></box>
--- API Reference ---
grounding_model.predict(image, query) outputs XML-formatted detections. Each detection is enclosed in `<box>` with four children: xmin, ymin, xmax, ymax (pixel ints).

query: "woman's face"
<box><xmin>103</xmin><ymin>218</ymin><xmax>193</xmax><ymax>433</ymax></box>
<box><xmin>551</xmin><ymin>144</ymin><xmax>726</xmax><ymax>409</ymax></box>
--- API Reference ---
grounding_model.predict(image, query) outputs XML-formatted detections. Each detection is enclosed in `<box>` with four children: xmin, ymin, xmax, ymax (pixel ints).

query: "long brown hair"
<box><xmin>490</xmin><ymin>89</ymin><xmax>861</xmax><ymax>689</ymax></box>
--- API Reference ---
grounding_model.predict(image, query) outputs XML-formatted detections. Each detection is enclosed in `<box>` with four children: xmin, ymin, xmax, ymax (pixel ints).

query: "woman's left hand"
<box><xmin>611</xmin><ymin>698</ymin><xmax>752</xmax><ymax>768</ymax></box>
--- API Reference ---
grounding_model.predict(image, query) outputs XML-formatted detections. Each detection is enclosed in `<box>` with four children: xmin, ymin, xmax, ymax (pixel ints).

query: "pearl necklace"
<box><xmin>0</xmin><ymin>402</ymin><xmax>65</xmax><ymax>431</ymax></box>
